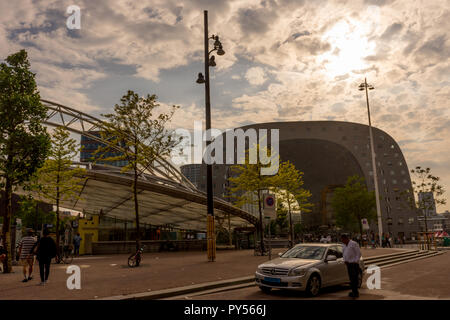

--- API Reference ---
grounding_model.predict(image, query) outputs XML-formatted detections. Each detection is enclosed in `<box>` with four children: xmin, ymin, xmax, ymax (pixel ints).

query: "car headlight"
<box><xmin>256</xmin><ymin>266</ymin><xmax>264</xmax><ymax>273</ymax></box>
<box><xmin>289</xmin><ymin>267</ymin><xmax>307</xmax><ymax>277</ymax></box>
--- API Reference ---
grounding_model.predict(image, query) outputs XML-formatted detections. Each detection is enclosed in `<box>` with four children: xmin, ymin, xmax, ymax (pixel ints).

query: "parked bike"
<box><xmin>55</xmin><ymin>245</ymin><xmax>74</xmax><ymax>264</ymax></box>
<box><xmin>128</xmin><ymin>245</ymin><xmax>145</xmax><ymax>267</ymax></box>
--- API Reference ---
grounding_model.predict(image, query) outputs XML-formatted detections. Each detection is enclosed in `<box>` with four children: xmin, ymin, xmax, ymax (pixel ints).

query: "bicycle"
<box><xmin>128</xmin><ymin>245</ymin><xmax>145</xmax><ymax>267</ymax></box>
<box><xmin>55</xmin><ymin>245</ymin><xmax>74</xmax><ymax>264</ymax></box>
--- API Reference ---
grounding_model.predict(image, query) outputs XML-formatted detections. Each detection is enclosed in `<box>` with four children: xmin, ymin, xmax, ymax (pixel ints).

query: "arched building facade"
<box><xmin>181</xmin><ymin>121</ymin><xmax>419</xmax><ymax>239</ymax></box>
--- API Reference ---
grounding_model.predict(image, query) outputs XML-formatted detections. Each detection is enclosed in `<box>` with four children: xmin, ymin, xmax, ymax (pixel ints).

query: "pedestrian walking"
<box><xmin>341</xmin><ymin>234</ymin><xmax>362</xmax><ymax>298</ymax></box>
<box><xmin>18</xmin><ymin>229</ymin><xmax>37</xmax><ymax>282</ymax></box>
<box><xmin>0</xmin><ymin>239</ymin><xmax>7</xmax><ymax>273</ymax></box>
<box><xmin>34</xmin><ymin>228</ymin><xmax>57</xmax><ymax>285</ymax></box>
<box><xmin>73</xmin><ymin>233</ymin><xmax>82</xmax><ymax>256</ymax></box>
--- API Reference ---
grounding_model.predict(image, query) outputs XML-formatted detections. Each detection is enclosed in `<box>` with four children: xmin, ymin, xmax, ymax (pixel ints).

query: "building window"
<box><xmin>379</xmin><ymin>135</ymin><xmax>385</xmax><ymax>141</ymax></box>
<box><xmin>377</xmin><ymin>144</ymin><xmax>383</xmax><ymax>149</ymax></box>
<box><xmin>398</xmin><ymin>218</ymin><xmax>403</xmax><ymax>225</ymax></box>
<box><xmin>394</xmin><ymin>153</ymin><xmax>399</xmax><ymax>158</ymax></box>
<box><xmin>399</xmin><ymin>161</ymin><xmax>403</xmax><ymax>166</ymax></box>
<box><xmin>354</xmin><ymin>145</ymin><xmax>359</xmax><ymax>150</ymax></box>
<box><xmin>383</xmin><ymin>153</ymin><xmax>389</xmax><ymax>157</ymax></box>
<box><xmin>408</xmin><ymin>217</ymin><xmax>414</xmax><ymax>224</ymax></box>
<box><xmin>392</xmin><ymin>179</ymin><xmax>398</xmax><ymax>184</ymax></box>
<box><xmin>403</xmin><ymin>179</ymin><xmax>408</xmax><ymax>184</ymax></box>
<box><xmin>366</xmin><ymin>162</ymin><xmax>370</xmax><ymax>167</ymax></box>
<box><xmin>390</xmin><ymin>144</ymin><xmax>395</xmax><ymax>149</ymax></box>
<box><xmin>390</xmin><ymin>170</ymin><xmax>395</xmax><ymax>176</ymax></box>
<box><xmin>369</xmin><ymin>171</ymin><xmax>373</xmax><ymax>176</ymax></box>
<box><xmin>401</xmin><ymin>170</ymin><xmax>406</xmax><ymax>175</ymax></box>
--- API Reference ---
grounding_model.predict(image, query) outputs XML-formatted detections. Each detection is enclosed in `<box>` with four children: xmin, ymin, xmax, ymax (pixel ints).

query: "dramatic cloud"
<box><xmin>1</xmin><ymin>0</ymin><xmax>449</xmax><ymax>210</ymax></box>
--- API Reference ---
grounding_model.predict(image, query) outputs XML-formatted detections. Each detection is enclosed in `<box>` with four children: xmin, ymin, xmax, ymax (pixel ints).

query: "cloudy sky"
<box><xmin>1</xmin><ymin>0</ymin><xmax>449</xmax><ymax>210</ymax></box>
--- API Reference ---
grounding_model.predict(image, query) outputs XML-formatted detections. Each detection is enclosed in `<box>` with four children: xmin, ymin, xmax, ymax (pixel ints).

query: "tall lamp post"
<box><xmin>359</xmin><ymin>78</ymin><xmax>383</xmax><ymax>247</ymax></box>
<box><xmin>196</xmin><ymin>10</ymin><xmax>225</xmax><ymax>262</ymax></box>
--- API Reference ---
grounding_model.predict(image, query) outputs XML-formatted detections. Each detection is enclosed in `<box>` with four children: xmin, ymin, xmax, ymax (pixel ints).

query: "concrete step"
<box><xmin>364</xmin><ymin>250</ymin><xmax>420</xmax><ymax>263</ymax></box>
<box><xmin>365</xmin><ymin>251</ymin><xmax>442</xmax><ymax>269</ymax></box>
<box><xmin>364</xmin><ymin>250</ymin><xmax>422</xmax><ymax>264</ymax></box>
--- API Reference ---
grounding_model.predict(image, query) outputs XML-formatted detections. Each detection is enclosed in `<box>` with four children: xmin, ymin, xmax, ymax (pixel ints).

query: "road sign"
<box><xmin>263</xmin><ymin>194</ymin><xmax>276</xmax><ymax>220</ymax></box>
<box><xmin>361</xmin><ymin>218</ymin><xmax>370</xmax><ymax>231</ymax></box>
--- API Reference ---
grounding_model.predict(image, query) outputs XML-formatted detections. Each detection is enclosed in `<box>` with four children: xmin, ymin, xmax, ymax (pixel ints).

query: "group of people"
<box><xmin>17</xmin><ymin>229</ymin><xmax>57</xmax><ymax>285</ymax></box>
<box><xmin>354</xmin><ymin>232</ymin><xmax>406</xmax><ymax>249</ymax></box>
<box><xmin>0</xmin><ymin>229</ymin><xmax>83</xmax><ymax>285</ymax></box>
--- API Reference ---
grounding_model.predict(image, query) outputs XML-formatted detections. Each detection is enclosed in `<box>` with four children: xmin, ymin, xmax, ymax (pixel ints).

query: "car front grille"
<box><xmin>261</xmin><ymin>267</ymin><xmax>290</xmax><ymax>276</ymax></box>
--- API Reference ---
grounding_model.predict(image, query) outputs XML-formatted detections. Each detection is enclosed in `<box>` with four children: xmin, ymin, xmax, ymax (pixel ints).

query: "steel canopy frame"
<box><xmin>41</xmin><ymin>99</ymin><xmax>196</xmax><ymax>192</ymax></box>
<box><xmin>38</xmin><ymin>99</ymin><xmax>258</xmax><ymax>230</ymax></box>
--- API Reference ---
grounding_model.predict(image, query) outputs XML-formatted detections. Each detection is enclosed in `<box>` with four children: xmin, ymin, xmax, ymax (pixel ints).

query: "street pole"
<box><xmin>204</xmin><ymin>10</ymin><xmax>216</xmax><ymax>262</ymax></box>
<box><xmin>363</xmin><ymin>78</ymin><xmax>383</xmax><ymax>247</ymax></box>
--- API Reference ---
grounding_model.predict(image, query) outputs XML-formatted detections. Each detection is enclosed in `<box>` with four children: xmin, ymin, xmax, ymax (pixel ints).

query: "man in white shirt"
<box><xmin>341</xmin><ymin>234</ymin><xmax>362</xmax><ymax>298</ymax></box>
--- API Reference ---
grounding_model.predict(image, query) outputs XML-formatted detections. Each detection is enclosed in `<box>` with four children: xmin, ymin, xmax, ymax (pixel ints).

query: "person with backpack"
<box><xmin>34</xmin><ymin>229</ymin><xmax>57</xmax><ymax>285</ymax></box>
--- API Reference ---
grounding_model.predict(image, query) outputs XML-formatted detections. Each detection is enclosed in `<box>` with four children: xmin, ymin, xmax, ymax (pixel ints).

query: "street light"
<box><xmin>196</xmin><ymin>10</ymin><xmax>226</xmax><ymax>262</ymax></box>
<box><xmin>358</xmin><ymin>78</ymin><xmax>383</xmax><ymax>247</ymax></box>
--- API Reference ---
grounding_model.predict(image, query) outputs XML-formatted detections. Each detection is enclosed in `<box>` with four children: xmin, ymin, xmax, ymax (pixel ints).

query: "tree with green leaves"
<box><xmin>15</xmin><ymin>195</ymin><xmax>56</xmax><ymax>230</ymax></box>
<box><xmin>0</xmin><ymin>50</ymin><xmax>51</xmax><ymax>273</ymax></box>
<box><xmin>410</xmin><ymin>166</ymin><xmax>446</xmax><ymax>233</ymax></box>
<box><xmin>34</xmin><ymin>126</ymin><xmax>85</xmax><ymax>253</ymax></box>
<box><xmin>331</xmin><ymin>175</ymin><xmax>376</xmax><ymax>235</ymax></box>
<box><xmin>272</xmin><ymin>160</ymin><xmax>312</xmax><ymax>247</ymax></box>
<box><xmin>228</xmin><ymin>144</ymin><xmax>278</xmax><ymax>254</ymax></box>
<box><xmin>95</xmin><ymin>90</ymin><xmax>181</xmax><ymax>250</ymax></box>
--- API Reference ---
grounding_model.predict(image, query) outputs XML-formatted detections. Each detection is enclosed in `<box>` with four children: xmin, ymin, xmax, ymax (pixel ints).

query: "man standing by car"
<box><xmin>341</xmin><ymin>234</ymin><xmax>362</xmax><ymax>298</ymax></box>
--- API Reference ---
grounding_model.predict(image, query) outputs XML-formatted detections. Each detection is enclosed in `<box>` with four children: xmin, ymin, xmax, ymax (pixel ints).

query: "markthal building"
<box><xmin>182</xmin><ymin>121</ymin><xmax>419</xmax><ymax>239</ymax></box>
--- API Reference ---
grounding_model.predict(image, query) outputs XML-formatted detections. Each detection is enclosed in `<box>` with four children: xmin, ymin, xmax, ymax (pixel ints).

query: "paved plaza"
<box><xmin>0</xmin><ymin>248</ymin><xmax>408</xmax><ymax>300</ymax></box>
<box><xmin>185</xmin><ymin>251</ymin><xmax>450</xmax><ymax>300</ymax></box>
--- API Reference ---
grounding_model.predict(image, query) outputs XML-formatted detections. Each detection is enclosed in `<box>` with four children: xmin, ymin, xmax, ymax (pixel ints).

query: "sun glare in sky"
<box><xmin>319</xmin><ymin>19</ymin><xmax>376</xmax><ymax>77</ymax></box>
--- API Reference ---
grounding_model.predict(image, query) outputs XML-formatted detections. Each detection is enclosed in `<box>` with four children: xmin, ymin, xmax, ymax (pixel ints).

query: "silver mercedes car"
<box><xmin>255</xmin><ymin>243</ymin><xmax>365</xmax><ymax>296</ymax></box>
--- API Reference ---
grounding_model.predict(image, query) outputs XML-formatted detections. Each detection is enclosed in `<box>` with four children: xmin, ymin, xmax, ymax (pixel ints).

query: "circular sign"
<box><xmin>265</xmin><ymin>195</ymin><xmax>275</xmax><ymax>207</ymax></box>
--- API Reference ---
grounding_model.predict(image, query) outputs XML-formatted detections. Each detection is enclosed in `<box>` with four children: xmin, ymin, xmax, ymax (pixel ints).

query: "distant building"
<box><xmin>418</xmin><ymin>192</ymin><xmax>437</xmax><ymax>215</ymax></box>
<box><xmin>181</xmin><ymin>121</ymin><xmax>420</xmax><ymax>239</ymax></box>
<box><xmin>80</xmin><ymin>131</ymin><xmax>128</xmax><ymax>167</ymax></box>
<box><xmin>180</xmin><ymin>164</ymin><xmax>203</xmax><ymax>189</ymax></box>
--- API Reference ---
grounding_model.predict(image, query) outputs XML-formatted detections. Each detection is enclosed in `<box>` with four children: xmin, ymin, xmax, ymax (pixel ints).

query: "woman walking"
<box><xmin>34</xmin><ymin>229</ymin><xmax>57</xmax><ymax>285</ymax></box>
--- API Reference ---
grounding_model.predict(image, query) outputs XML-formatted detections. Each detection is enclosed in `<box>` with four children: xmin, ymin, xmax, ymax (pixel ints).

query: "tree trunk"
<box><xmin>56</xmin><ymin>183</ymin><xmax>60</xmax><ymax>256</ymax></box>
<box><xmin>133</xmin><ymin>168</ymin><xmax>141</xmax><ymax>251</ymax></box>
<box><xmin>228</xmin><ymin>212</ymin><xmax>232</xmax><ymax>246</ymax></box>
<box><xmin>257</xmin><ymin>189</ymin><xmax>264</xmax><ymax>254</ymax></box>
<box><xmin>288</xmin><ymin>200</ymin><xmax>293</xmax><ymax>248</ymax></box>
<box><xmin>1</xmin><ymin>178</ymin><xmax>13</xmax><ymax>273</ymax></box>
<box><xmin>358</xmin><ymin>215</ymin><xmax>363</xmax><ymax>238</ymax></box>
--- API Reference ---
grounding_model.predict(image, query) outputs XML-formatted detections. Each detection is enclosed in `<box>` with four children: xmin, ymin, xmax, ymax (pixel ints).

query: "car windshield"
<box><xmin>280</xmin><ymin>246</ymin><xmax>326</xmax><ymax>260</ymax></box>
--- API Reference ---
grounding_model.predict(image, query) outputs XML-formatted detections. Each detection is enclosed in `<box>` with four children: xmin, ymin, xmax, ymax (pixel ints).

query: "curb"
<box><xmin>96</xmin><ymin>275</ymin><xmax>255</xmax><ymax>300</ymax></box>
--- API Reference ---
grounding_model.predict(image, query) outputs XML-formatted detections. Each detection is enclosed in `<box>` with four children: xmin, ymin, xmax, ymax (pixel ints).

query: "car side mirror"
<box><xmin>326</xmin><ymin>255</ymin><xmax>337</xmax><ymax>262</ymax></box>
